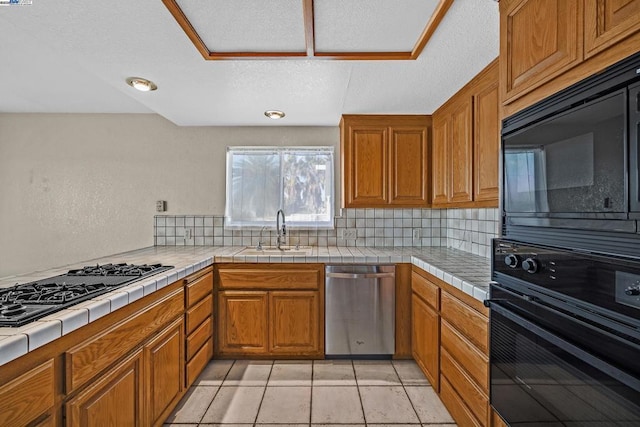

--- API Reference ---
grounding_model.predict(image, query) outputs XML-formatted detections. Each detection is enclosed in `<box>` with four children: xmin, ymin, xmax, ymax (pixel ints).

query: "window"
<box><xmin>225</xmin><ymin>146</ymin><xmax>334</xmax><ymax>228</ymax></box>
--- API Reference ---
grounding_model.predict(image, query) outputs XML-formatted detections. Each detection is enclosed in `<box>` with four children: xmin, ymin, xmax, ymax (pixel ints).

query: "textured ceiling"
<box><xmin>0</xmin><ymin>0</ymin><xmax>499</xmax><ymax>126</ymax></box>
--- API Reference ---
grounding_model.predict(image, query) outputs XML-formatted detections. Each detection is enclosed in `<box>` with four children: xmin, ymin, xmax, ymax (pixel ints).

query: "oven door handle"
<box><xmin>490</xmin><ymin>302</ymin><xmax>640</xmax><ymax>392</ymax></box>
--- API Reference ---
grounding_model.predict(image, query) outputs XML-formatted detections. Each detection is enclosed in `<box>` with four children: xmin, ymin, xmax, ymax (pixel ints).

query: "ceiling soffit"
<box><xmin>163</xmin><ymin>0</ymin><xmax>453</xmax><ymax>60</ymax></box>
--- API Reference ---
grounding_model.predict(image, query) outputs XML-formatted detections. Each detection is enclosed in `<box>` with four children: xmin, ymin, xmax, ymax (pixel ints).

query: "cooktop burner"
<box><xmin>0</xmin><ymin>263</ymin><xmax>173</xmax><ymax>327</ymax></box>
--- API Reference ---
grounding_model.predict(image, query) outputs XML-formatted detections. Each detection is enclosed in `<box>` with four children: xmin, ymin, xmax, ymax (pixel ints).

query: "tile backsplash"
<box><xmin>154</xmin><ymin>208</ymin><xmax>500</xmax><ymax>258</ymax></box>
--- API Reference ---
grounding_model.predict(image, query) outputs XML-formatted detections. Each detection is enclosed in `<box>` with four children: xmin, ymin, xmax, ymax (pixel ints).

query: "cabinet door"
<box><xmin>0</xmin><ymin>360</ymin><xmax>55</xmax><ymax>427</ymax></box>
<box><xmin>449</xmin><ymin>98</ymin><xmax>473</xmax><ymax>203</ymax></box>
<box><xmin>412</xmin><ymin>293</ymin><xmax>440</xmax><ymax>390</ymax></box>
<box><xmin>145</xmin><ymin>318</ymin><xmax>184</xmax><ymax>427</ymax></box>
<box><xmin>343</xmin><ymin>125</ymin><xmax>389</xmax><ymax>207</ymax></box>
<box><xmin>473</xmin><ymin>76</ymin><xmax>500</xmax><ymax>203</ymax></box>
<box><xmin>584</xmin><ymin>0</ymin><xmax>640</xmax><ymax>59</ymax></box>
<box><xmin>500</xmin><ymin>0</ymin><xmax>582</xmax><ymax>103</ymax></box>
<box><xmin>218</xmin><ymin>291</ymin><xmax>268</xmax><ymax>354</ymax></box>
<box><xmin>389</xmin><ymin>126</ymin><xmax>429</xmax><ymax>206</ymax></box>
<box><xmin>66</xmin><ymin>350</ymin><xmax>144</xmax><ymax>427</ymax></box>
<box><xmin>431</xmin><ymin>113</ymin><xmax>450</xmax><ymax>205</ymax></box>
<box><xmin>269</xmin><ymin>291</ymin><xmax>320</xmax><ymax>354</ymax></box>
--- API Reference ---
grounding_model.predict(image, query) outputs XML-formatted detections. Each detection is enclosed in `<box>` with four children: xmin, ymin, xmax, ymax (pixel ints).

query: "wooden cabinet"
<box><xmin>0</xmin><ymin>360</ymin><xmax>55</xmax><ymax>427</ymax></box>
<box><xmin>449</xmin><ymin>98</ymin><xmax>474</xmax><ymax>203</ymax></box>
<box><xmin>411</xmin><ymin>265</ymin><xmax>491</xmax><ymax>427</ymax></box>
<box><xmin>269</xmin><ymin>291</ymin><xmax>319</xmax><ymax>353</ymax></box>
<box><xmin>67</xmin><ymin>350</ymin><xmax>145</xmax><ymax>427</ymax></box>
<box><xmin>145</xmin><ymin>318</ymin><xmax>184</xmax><ymax>427</ymax></box>
<box><xmin>500</xmin><ymin>0</ymin><xmax>582</xmax><ymax>104</ymax></box>
<box><xmin>585</xmin><ymin>0</ymin><xmax>640</xmax><ymax>58</ymax></box>
<box><xmin>341</xmin><ymin>115</ymin><xmax>431</xmax><ymax>208</ymax></box>
<box><xmin>501</xmin><ymin>0</ymin><xmax>640</xmax><ymax>116</ymax></box>
<box><xmin>219</xmin><ymin>291</ymin><xmax>269</xmax><ymax>354</ymax></box>
<box><xmin>216</xmin><ymin>264</ymin><xmax>324</xmax><ymax>357</ymax></box>
<box><xmin>411</xmin><ymin>270</ymin><xmax>440</xmax><ymax>390</ymax></box>
<box><xmin>184</xmin><ymin>268</ymin><xmax>214</xmax><ymax>388</ymax></box>
<box><xmin>431</xmin><ymin>60</ymin><xmax>499</xmax><ymax>207</ymax></box>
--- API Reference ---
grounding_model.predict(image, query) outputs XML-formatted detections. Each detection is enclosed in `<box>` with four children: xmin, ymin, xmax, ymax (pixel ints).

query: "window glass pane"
<box><xmin>225</xmin><ymin>147</ymin><xmax>334</xmax><ymax>229</ymax></box>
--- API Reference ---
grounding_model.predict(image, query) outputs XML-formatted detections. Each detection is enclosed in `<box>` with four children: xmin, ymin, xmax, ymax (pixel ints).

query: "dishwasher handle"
<box><xmin>326</xmin><ymin>272</ymin><xmax>395</xmax><ymax>279</ymax></box>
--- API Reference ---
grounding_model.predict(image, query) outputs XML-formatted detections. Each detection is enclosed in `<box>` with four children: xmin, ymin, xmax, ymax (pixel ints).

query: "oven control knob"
<box><xmin>504</xmin><ymin>254</ymin><xmax>520</xmax><ymax>268</ymax></box>
<box><xmin>625</xmin><ymin>286</ymin><xmax>640</xmax><ymax>296</ymax></box>
<box><xmin>522</xmin><ymin>258</ymin><xmax>539</xmax><ymax>274</ymax></box>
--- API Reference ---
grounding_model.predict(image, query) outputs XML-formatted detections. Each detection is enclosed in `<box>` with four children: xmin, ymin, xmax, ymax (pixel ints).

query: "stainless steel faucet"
<box><xmin>276</xmin><ymin>209</ymin><xmax>286</xmax><ymax>250</ymax></box>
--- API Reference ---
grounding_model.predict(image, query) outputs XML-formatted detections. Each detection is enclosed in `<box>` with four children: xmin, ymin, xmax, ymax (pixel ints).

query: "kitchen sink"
<box><xmin>238</xmin><ymin>246</ymin><xmax>314</xmax><ymax>256</ymax></box>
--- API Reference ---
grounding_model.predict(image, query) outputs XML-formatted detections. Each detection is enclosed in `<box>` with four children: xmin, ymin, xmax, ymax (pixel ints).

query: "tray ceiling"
<box><xmin>164</xmin><ymin>0</ymin><xmax>453</xmax><ymax>60</ymax></box>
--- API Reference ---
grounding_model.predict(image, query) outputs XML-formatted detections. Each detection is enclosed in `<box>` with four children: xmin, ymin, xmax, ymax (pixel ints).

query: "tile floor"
<box><xmin>164</xmin><ymin>359</ymin><xmax>456</xmax><ymax>426</ymax></box>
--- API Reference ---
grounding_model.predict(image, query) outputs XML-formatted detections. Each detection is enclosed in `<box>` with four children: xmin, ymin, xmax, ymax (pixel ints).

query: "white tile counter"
<box><xmin>0</xmin><ymin>245</ymin><xmax>490</xmax><ymax>366</ymax></box>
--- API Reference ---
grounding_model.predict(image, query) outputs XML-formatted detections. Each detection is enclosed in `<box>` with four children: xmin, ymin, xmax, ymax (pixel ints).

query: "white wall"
<box><xmin>0</xmin><ymin>113</ymin><xmax>339</xmax><ymax>277</ymax></box>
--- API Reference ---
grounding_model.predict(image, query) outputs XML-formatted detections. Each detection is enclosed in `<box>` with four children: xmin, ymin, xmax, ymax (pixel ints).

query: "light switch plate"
<box><xmin>156</xmin><ymin>200</ymin><xmax>166</xmax><ymax>212</ymax></box>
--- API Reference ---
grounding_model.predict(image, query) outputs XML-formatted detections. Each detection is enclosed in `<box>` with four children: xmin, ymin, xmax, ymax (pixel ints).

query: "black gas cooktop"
<box><xmin>0</xmin><ymin>263</ymin><xmax>173</xmax><ymax>327</ymax></box>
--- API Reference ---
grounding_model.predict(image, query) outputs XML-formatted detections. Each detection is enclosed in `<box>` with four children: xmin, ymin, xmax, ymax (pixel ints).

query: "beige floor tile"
<box><xmin>405</xmin><ymin>386</ymin><xmax>455</xmax><ymax>424</ymax></box>
<box><xmin>311</xmin><ymin>386</ymin><xmax>364</xmax><ymax>424</ymax></box>
<box><xmin>223</xmin><ymin>360</ymin><xmax>273</xmax><ymax>386</ymax></box>
<box><xmin>313</xmin><ymin>360</ymin><xmax>356</xmax><ymax>386</ymax></box>
<box><xmin>255</xmin><ymin>425</ymin><xmax>309</xmax><ymax>427</ymax></box>
<box><xmin>367</xmin><ymin>424</ymin><xmax>422</xmax><ymax>427</ymax></box>
<box><xmin>194</xmin><ymin>359</ymin><xmax>235</xmax><ymax>386</ymax></box>
<box><xmin>198</xmin><ymin>424</ymin><xmax>254</xmax><ymax>427</ymax></box>
<box><xmin>201</xmin><ymin>386</ymin><xmax>265</xmax><ymax>423</ymax></box>
<box><xmin>312</xmin><ymin>425</ymin><xmax>365</xmax><ymax>427</ymax></box>
<box><xmin>353</xmin><ymin>360</ymin><xmax>402</xmax><ymax>386</ymax></box>
<box><xmin>268</xmin><ymin>360</ymin><xmax>313</xmax><ymax>386</ymax></box>
<box><xmin>359</xmin><ymin>386</ymin><xmax>420</xmax><ymax>424</ymax></box>
<box><xmin>164</xmin><ymin>385</ymin><xmax>218</xmax><ymax>423</ymax></box>
<box><xmin>256</xmin><ymin>386</ymin><xmax>311</xmax><ymax>424</ymax></box>
<box><xmin>392</xmin><ymin>360</ymin><xmax>431</xmax><ymax>386</ymax></box>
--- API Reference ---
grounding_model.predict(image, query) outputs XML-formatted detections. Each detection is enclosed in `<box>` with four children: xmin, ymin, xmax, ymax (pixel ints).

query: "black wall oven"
<box><xmin>488</xmin><ymin>239</ymin><xmax>640</xmax><ymax>426</ymax></box>
<box><xmin>502</xmin><ymin>52</ymin><xmax>640</xmax><ymax>258</ymax></box>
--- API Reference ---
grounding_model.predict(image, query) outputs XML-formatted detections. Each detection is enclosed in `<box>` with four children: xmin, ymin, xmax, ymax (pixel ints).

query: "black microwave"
<box><xmin>501</xmin><ymin>51</ymin><xmax>640</xmax><ymax>258</ymax></box>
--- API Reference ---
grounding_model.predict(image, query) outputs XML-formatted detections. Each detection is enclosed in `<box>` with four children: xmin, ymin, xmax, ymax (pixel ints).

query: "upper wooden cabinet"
<box><xmin>500</xmin><ymin>0</ymin><xmax>582</xmax><ymax>104</ymax></box>
<box><xmin>585</xmin><ymin>0</ymin><xmax>640</xmax><ymax>58</ymax></box>
<box><xmin>341</xmin><ymin>115</ymin><xmax>431</xmax><ymax>208</ymax></box>
<box><xmin>501</xmin><ymin>0</ymin><xmax>640</xmax><ymax>116</ymax></box>
<box><xmin>431</xmin><ymin>60</ymin><xmax>499</xmax><ymax>207</ymax></box>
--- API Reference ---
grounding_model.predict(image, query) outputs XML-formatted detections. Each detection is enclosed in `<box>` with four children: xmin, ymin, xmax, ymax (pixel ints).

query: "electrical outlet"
<box><xmin>412</xmin><ymin>229</ymin><xmax>421</xmax><ymax>240</ymax></box>
<box><xmin>156</xmin><ymin>200</ymin><xmax>166</xmax><ymax>212</ymax></box>
<box><xmin>342</xmin><ymin>229</ymin><xmax>357</xmax><ymax>239</ymax></box>
<box><xmin>184</xmin><ymin>228</ymin><xmax>193</xmax><ymax>240</ymax></box>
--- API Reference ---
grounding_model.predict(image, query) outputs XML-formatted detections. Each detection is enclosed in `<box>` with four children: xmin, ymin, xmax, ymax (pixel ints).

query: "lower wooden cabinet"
<box><xmin>411</xmin><ymin>293</ymin><xmax>439</xmax><ymax>390</ymax></box>
<box><xmin>215</xmin><ymin>264</ymin><xmax>324</xmax><ymax>358</ymax></box>
<box><xmin>0</xmin><ymin>359</ymin><xmax>55</xmax><ymax>427</ymax></box>
<box><xmin>218</xmin><ymin>291</ymin><xmax>269</xmax><ymax>354</ymax></box>
<box><xmin>269</xmin><ymin>291</ymin><xmax>319</xmax><ymax>354</ymax></box>
<box><xmin>411</xmin><ymin>266</ymin><xmax>492</xmax><ymax>427</ymax></box>
<box><xmin>66</xmin><ymin>349</ymin><xmax>145</xmax><ymax>427</ymax></box>
<box><xmin>145</xmin><ymin>317</ymin><xmax>184</xmax><ymax>427</ymax></box>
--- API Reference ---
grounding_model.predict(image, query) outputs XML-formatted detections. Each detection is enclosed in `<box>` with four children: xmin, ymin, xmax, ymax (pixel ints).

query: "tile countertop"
<box><xmin>0</xmin><ymin>245</ymin><xmax>490</xmax><ymax>366</ymax></box>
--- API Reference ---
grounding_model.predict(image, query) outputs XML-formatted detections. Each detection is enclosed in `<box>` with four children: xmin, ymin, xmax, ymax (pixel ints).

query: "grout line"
<box><xmin>196</xmin><ymin>359</ymin><xmax>234</xmax><ymax>424</ymax></box>
<box><xmin>352</xmin><ymin>360</ymin><xmax>369</xmax><ymax>426</ymax></box>
<box><xmin>390</xmin><ymin>360</ymin><xmax>422</xmax><ymax>425</ymax></box>
<box><xmin>253</xmin><ymin>360</ymin><xmax>274</xmax><ymax>425</ymax></box>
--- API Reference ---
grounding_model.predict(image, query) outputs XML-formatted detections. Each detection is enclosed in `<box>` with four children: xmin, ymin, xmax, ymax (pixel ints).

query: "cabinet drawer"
<box><xmin>441</xmin><ymin>348</ymin><xmax>488</xmax><ymax>426</ymax></box>
<box><xmin>441</xmin><ymin>292</ymin><xmax>488</xmax><ymax>354</ymax></box>
<box><xmin>411</xmin><ymin>271</ymin><xmax>439</xmax><ymax>310</ymax></box>
<box><xmin>441</xmin><ymin>319</ymin><xmax>488</xmax><ymax>392</ymax></box>
<box><xmin>186</xmin><ymin>271</ymin><xmax>213</xmax><ymax>307</ymax></box>
<box><xmin>187</xmin><ymin>317</ymin><xmax>212</xmax><ymax>360</ymax></box>
<box><xmin>66</xmin><ymin>289</ymin><xmax>184</xmax><ymax>393</ymax></box>
<box><xmin>218</xmin><ymin>267</ymin><xmax>320</xmax><ymax>290</ymax></box>
<box><xmin>440</xmin><ymin>375</ymin><xmax>483</xmax><ymax>427</ymax></box>
<box><xmin>186</xmin><ymin>339</ymin><xmax>213</xmax><ymax>387</ymax></box>
<box><xmin>186</xmin><ymin>294</ymin><xmax>213</xmax><ymax>334</ymax></box>
<box><xmin>0</xmin><ymin>360</ymin><xmax>55</xmax><ymax>427</ymax></box>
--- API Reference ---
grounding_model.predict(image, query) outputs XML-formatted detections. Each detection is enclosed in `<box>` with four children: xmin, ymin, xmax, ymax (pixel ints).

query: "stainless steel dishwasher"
<box><xmin>325</xmin><ymin>265</ymin><xmax>395</xmax><ymax>357</ymax></box>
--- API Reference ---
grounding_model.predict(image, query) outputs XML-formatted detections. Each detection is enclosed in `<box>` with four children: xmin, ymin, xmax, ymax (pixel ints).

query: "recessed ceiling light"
<box><xmin>264</xmin><ymin>110</ymin><xmax>285</xmax><ymax>120</ymax></box>
<box><xmin>126</xmin><ymin>77</ymin><xmax>157</xmax><ymax>92</ymax></box>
